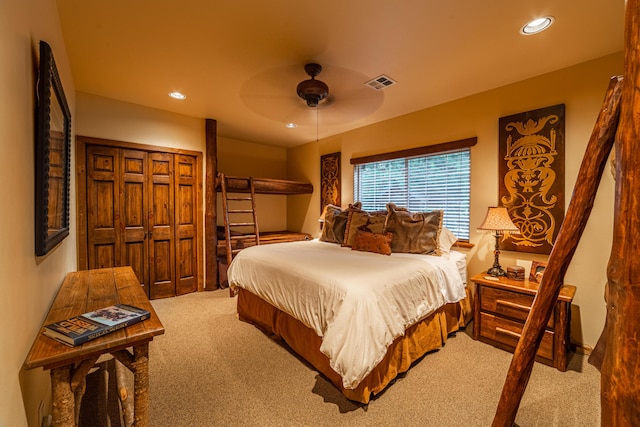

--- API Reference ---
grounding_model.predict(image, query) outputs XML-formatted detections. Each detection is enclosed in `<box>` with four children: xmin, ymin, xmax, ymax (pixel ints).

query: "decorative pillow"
<box><xmin>351</xmin><ymin>229</ymin><xmax>393</xmax><ymax>256</ymax></box>
<box><xmin>384</xmin><ymin>203</ymin><xmax>443</xmax><ymax>255</ymax></box>
<box><xmin>439</xmin><ymin>227</ymin><xmax>458</xmax><ymax>258</ymax></box>
<box><xmin>342</xmin><ymin>208</ymin><xmax>387</xmax><ymax>247</ymax></box>
<box><xmin>319</xmin><ymin>202</ymin><xmax>362</xmax><ymax>244</ymax></box>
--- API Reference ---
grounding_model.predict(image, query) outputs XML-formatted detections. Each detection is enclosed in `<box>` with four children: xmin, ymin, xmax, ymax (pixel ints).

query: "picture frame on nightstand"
<box><xmin>530</xmin><ymin>261</ymin><xmax>548</xmax><ymax>283</ymax></box>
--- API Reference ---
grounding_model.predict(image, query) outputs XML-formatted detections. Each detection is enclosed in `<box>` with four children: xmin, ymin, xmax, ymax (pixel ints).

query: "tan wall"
<box><xmin>288</xmin><ymin>52</ymin><xmax>623</xmax><ymax>349</ymax></box>
<box><xmin>1</xmin><ymin>1</ymin><xmax>78</xmax><ymax>426</ymax></box>
<box><xmin>217</xmin><ymin>136</ymin><xmax>288</xmax><ymax>232</ymax></box>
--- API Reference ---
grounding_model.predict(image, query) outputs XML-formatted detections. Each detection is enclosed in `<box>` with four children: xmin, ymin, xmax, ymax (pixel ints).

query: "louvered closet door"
<box><xmin>87</xmin><ymin>145</ymin><xmax>121</xmax><ymax>269</ymax></box>
<box><xmin>148</xmin><ymin>152</ymin><xmax>176</xmax><ymax>299</ymax></box>
<box><xmin>174</xmin><ymin>155</ymin><xmax>198</xmax><ymax>295</ymax></box>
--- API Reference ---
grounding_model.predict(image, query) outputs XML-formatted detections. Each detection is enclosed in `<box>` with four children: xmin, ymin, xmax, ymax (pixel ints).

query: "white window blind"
<box><xmin>354</xmin><ymin>149</ymin><xmax>470</xmax><ymax>240</ymax></box>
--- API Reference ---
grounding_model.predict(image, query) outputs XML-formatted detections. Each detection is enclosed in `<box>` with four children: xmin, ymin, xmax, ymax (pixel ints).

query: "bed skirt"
<box><xmin>236</xmin><ymin>287</ymin><xmax>473</xmax><ymax>404</ymax></box>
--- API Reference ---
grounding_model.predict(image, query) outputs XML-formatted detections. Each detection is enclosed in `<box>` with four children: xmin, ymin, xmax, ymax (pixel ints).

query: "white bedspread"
<box><xmin>227</xmin><ymin>239</ymin><xmax>466</xmax><ymax>389</ymax></box>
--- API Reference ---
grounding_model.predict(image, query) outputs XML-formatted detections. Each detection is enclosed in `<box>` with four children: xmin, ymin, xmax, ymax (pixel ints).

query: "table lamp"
<box><xmin>478</xmin><ymin>206</ymin><xmax>520</xmax><ymax>276</ymax></box>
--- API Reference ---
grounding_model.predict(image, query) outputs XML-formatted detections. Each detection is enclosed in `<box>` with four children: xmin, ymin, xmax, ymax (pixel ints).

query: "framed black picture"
<box><xmin>35</xmin><ymin>41</ymin><xmax>71</xmax><ymax>256</ymax></box>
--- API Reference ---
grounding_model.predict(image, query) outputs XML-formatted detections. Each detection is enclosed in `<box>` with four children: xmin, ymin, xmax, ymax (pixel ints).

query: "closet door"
<box><xmin>81</xmin><ymin>139</ymin><xmax>201</xmax><ymax>299</ymax></box>
<box><xmin>175</xmin><ymin>155</ymin><xmax>198</xmax><ymax>295</ymax></box>
<box><xmin>148</xmin><ymin>152</ymin><xmax>176</xmax><ymax>299</ymax></box>
<box><xmin>86</xmin><ymin>145</ymin><xmax>121</xmax><ymax>269</ymax></box>
<box><xmin>120</xmin><ymin>149</ymin><xmax>149</xmax><ymax>295</ymax></box>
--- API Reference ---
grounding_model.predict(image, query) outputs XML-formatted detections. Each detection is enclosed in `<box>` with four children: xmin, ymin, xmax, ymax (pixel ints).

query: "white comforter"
<box><xmin>227</xmin><ymin>239</ymin><xmax>466</xmax><ymax>389</ymax></box>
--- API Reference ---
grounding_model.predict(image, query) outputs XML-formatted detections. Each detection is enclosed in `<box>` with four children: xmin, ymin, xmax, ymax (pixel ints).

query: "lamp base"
<box><xmin>488</xmin><ymin>232</ymin><xmax>506</xmax><ymax>277</ymax></box>
<box><xmin>487</xmin><ymin>266</ymin><xmax>507</xmax><ymax>277</ymax></box>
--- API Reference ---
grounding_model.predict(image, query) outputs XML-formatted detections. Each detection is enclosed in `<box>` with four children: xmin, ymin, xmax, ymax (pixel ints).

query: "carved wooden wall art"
<box><xmin>320</xmin><ymin>152</ymin><xmax>341</xmax><ymax>213</ymax></box>
<box><xmin>499</xmin><ymin>104</ymin><xmax>565</xmax><ymax>255</ymax></box>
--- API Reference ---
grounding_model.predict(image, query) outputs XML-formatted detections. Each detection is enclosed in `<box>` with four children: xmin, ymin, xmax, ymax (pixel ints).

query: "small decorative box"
<box><xmin>507</xmin><ymin>265</ymin><xmax>525</xmax><ymax>281</ymax></box>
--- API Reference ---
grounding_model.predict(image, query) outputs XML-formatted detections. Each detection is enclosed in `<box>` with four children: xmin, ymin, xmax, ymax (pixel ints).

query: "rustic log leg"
<box><xmin>72</xmin><ymin>378</ymin><xmax>86</xmax><ymax>426</ymax></box>
<box><xmin>599</xmin><ymin>0</ymin><xmax>640</xmax><ymax>423</ymax></box>
<box><xmin>492</xmin><ymin>75</ymin><xmax>623</xmax><ymax>427</ymax></box>
<box><xmin>132</xmin><ymin>343</ymin><xmax>150</xmax><ymax>427</ymax></box>
<box><xmin>51</xmin><ymin>366</ymin><xmax>75</xmax><ymax>427</ymax></box>
<box><xmin>115</xmin><ymin>358</ymin><xmax>135</xmax><ymax>427</ymax></box>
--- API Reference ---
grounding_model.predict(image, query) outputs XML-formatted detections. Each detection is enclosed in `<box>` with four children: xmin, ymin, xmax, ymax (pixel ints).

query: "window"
<box><xmin>354</xmin><ymin>149</ymin><xmax>471</xmax><ymax>240</ymax></box>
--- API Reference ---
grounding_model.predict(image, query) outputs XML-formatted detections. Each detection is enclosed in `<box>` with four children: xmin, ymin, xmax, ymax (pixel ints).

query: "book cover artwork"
<box><xmin>86</xmin><ymin>305</ymin><xmax>145</xmax><ymax>326</ymax></box>
<box><xmin>43</xmin><ymin>304</ymin><xmax>149</xmax><ymax>346</ymax></box>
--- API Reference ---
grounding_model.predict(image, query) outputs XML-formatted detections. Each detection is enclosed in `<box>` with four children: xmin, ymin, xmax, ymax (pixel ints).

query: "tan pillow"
<box><xmin>342</xmin><ymin>208</ymin><xmax>387</xmax><ymax>247</ymax></box>
<box><xmin>351</xmin><ymin>229</ymin><xmax>393</xmax><ymax>256</ymax></box>
<box><xmin>384</xmin><ymin>203</ymin><xmax>443</xmax><ymax>255</ymax></box>
<box><xmin>319</xmin><ymin>202</ymin><xmax>362</xmax><ymax>244</ymax></box>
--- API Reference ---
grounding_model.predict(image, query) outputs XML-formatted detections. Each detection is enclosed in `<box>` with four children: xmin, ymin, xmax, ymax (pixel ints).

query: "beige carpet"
<box><xmin>83</xmin><ymin>289</ymin><xmax>601</xmax><ymax>426</ymax></box>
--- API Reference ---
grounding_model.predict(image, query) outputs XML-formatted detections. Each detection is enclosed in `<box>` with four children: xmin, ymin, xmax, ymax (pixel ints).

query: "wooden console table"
<box><xmin>24</xmin><ymin>267</ymin><xmax>165</xmax><ymax>426</ymax></box>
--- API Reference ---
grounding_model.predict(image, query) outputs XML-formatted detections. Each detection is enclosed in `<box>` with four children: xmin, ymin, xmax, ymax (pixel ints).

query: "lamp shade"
<box><xmin>478</xmin><ymin>207</ymin><xmax>520</xmax><ymax>233</ymax></box>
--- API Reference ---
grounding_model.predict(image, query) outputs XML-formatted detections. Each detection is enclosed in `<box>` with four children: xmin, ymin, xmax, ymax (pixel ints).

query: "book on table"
<box><xmin>43</xmin><ymin>304</ymin><xmax>150</xmax><ymax>347</ymax></box>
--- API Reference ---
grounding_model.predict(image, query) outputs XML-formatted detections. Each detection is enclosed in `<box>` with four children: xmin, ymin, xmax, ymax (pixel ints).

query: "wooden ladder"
<box><xmin>219</xmin><ymin>173</ymin><xmax>260</xmax><ymax>269</ymax></box>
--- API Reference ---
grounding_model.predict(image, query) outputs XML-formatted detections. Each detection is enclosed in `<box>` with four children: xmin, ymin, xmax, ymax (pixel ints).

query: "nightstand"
<box><xmin>471</xmin><ymin>273</ymin><xmax>576</xmax><ymax>371</ymax></box>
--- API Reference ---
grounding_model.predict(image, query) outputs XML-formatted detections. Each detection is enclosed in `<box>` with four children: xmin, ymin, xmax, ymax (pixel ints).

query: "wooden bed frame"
<box><xmin>236</xmin><ymin>286</ymin><xmax>473</xmax><ymax>404</ymax></box>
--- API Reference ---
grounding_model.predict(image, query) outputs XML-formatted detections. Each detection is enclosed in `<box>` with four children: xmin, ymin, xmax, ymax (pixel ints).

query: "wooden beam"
<box><xmin>492</xmin><ymin>75</ymin><xmax>623</xmax><ymax>426</ymax></box>
<box><xmin>205</xmin><ymin>119</ymin><xmax>218</xmax><ymax>290</ymax></box>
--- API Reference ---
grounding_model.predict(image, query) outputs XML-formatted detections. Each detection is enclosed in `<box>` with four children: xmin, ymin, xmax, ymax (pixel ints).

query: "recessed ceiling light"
<box><xmin>285</xmin><ymin>123</ymin><xmax>297</xmax><ymax>129</ymax></box>
<box><xmin>169</xmin><ymin>91</ymin><xmax>186</xmax><ymax>100</ymax></box>
<box><xmin>521</xmin><ymin>16</ymin><xmax>554</xmax><ymax>35</ymax></box>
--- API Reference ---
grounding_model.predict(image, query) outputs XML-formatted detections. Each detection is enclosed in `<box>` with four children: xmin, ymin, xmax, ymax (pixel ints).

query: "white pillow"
<box><xmin>439</xmin><ymin>227</ymin><xmax>458</xmax><ymax>257</ymax></box>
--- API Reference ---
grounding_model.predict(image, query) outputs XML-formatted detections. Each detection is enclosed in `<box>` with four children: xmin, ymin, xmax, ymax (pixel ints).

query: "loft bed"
<box><xmin>214</xmin><ymin>173</ymin><xmax>313</xmax><ymax>287</ymax></box>
<box><xmin>215</xmin><ymin>175</ymin><xmax>313</xmax><ymax>195</ymax></box>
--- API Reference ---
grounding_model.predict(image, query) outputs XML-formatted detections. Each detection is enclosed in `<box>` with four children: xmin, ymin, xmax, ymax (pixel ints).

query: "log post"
<box><xmin>205</xmin><ymin>118</ymin><xmax>218</xmax><ymax>290</ymax></box>
<box><xmin>598</xmin><ymin>0</ymin><xmax>640</xmax><ymax>423</ymax></box>
<box><xmin>492</xmin><ymin>75</ymin><xmax>623</xmax><ymax>426</ymax></box>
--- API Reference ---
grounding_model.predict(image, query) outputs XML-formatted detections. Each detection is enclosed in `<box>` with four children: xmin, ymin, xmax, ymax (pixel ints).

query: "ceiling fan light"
<box><xmin>296</xmin><ymin>78</ymin><xmax>329</xmax><ymax>107</ymax></box>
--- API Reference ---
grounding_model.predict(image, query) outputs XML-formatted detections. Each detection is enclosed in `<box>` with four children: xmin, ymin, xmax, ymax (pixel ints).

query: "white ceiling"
<box><xmin>56</xmin><ymin>0</ymin><xmax>624</xmax><ymax>148</ymax></box>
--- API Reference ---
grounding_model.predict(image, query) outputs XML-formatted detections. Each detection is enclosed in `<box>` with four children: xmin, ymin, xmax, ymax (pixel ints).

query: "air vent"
<box><xmin>365</xmin><ymin>75</ymin><xmax>397</xmax><ymax>90</ymax></box>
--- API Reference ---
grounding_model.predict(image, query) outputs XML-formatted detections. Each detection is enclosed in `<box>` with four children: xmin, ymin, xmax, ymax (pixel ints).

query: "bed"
<box><xmin>228</xmin><ymin>235</ymin><xmax>472</xmax><ymax>403</ymax></box>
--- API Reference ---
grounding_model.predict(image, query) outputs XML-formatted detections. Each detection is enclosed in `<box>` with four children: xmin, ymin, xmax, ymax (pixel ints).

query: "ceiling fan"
<box><xmin>239</xmin><ymin>63</ymin><xmax>383</xmax><ymax>131</ymax></box>
<box><xmin>296</xmin><ymin>63</ymin><xmax>329</xmax><ymax>107</ymax></box>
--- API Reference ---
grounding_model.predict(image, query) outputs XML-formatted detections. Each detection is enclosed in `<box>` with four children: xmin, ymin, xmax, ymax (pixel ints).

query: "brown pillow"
<box><xmin>384</xmin><ymin>203</ymin><xmax>443</xmax><ymax>255</ymax></box>
<box><xmin>351</xmin><ymin>229</ymin><xmax>393</xmax><ymax>256</ymax></box>
<box><xmin>342</xmin><ymin>208</ymin><xmax>387</xmax><ymax>247</ymax></box>
<box><xmin>319</xmin><ymin>202</ymin><xmax>362</xmax><ymax>244</ymax></box>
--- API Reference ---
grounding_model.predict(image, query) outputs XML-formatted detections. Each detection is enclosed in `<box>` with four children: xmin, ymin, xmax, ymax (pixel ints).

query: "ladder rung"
<box><xmin>231</xmin><ymin>249</ymin><xmax>243</xmax><ymax>254</ymax></box>
<box><xmin>228</xmin><ymin>209</ymin><xmax>254</xmax><ymax>214</ymax></box>
<box><xmin>230</xmin><ymin>234</ymin><xmax>257</xmax><ymax>240</ymax></box>
<box><xmin>227</xmin><ymin>196</ymin><xmax>253</xmax><ymax>201</ymax></box>
<box><xmin>230</xmin><ymin>222</ymin><xmax>255</xmax><ymax>227</ymax></box>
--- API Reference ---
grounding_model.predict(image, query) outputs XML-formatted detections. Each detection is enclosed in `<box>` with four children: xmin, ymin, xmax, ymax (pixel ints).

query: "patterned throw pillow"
<box><xmin>342</xmin><ymin>208</ymin><xmax>387</xmax><ymax>247</ymax></box>
<box><xmin>320</xmin><ymin>202</ymin><xmax>362</xmax><ymax>244</ymax></box>
<box><xmin>384</xmin><ymin>203</ymin><xmax>443</xmax><ymax>255</ymax></box>
<box><xmin>351</xmin><ymin>229</ymin><xmax>393</xmax><ymax>256</ymax></box>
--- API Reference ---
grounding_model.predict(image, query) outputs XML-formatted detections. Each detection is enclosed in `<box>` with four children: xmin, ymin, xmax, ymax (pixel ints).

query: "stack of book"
<box><xmin>43</xmin><ymin>304</ymin><xmax>150</xmax><ymax>347</ymax></box>
<box><xmin>507</xmin><ymin>265</ymin><xmax>526</xmax><ymax>281</ymax></box>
